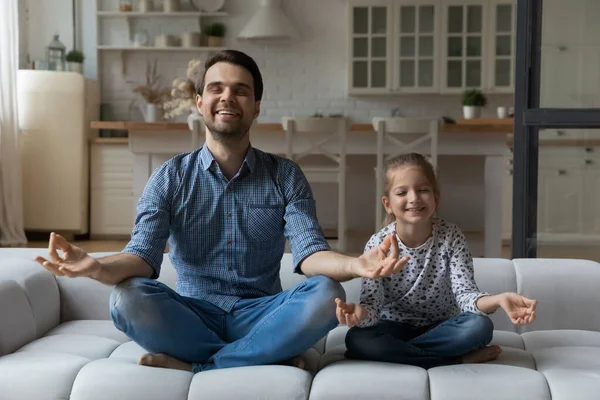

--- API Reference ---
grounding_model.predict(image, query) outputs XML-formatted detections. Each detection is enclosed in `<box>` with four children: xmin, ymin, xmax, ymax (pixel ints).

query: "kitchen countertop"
<box><xmin>90</xmin><ymin>118</ymin><xmax>514</xmax><ymax>144</ymax></box>
<box><xmin>89</xmin><ymin>119</ymin><xmax>600</xmax><ymax>147</ymax></box>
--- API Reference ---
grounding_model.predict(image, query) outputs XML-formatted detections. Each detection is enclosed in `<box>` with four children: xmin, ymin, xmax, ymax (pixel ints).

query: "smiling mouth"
<box><xmin>215</xmin><ymin>110</ymin><xmax>240</xmax><ymax>117</ymax></box>
<box><xmin>405</xmin><ymin>207</ymin><xmax>426</xmax><ymax>212</ymax></box>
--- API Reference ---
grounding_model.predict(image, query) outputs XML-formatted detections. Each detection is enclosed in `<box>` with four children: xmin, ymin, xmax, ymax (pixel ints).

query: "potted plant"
<box><xmin>65</xmin><ymin>50</ymin><xmax>84</xmax><ymax>73</ymax></box>
<box><xmin>203</xmin><ymin>23</ymin><xmax>226</xmax><ymax>47</ymax></box>
<box><xmin>461</xmin><ymin>89</ymin><xmax>487</xmax><ymax>119</ymax></box>
<box><xmin>163</xmin><ymin>58</ymin><xmax>205</xmax><ymax>129</ymax></box>
<box><xmin>128</xmin><ymin>59</ymin><xmax>171</xmax><ymax>123</ymax></box>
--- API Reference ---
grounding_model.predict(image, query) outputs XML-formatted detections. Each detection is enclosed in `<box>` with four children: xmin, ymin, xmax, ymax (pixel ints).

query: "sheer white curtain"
<box><xmin>0</xmin><ymin>0</ymin><xmax>27</xmax><ymax>246</ymax></box>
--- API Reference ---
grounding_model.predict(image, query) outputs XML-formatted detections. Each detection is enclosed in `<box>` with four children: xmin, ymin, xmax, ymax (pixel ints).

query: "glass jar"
<box><xmin>46</xmin><ymin>34</ymin><xmax>65</xmax><ymax>71</ymax></box>
<box><xmin>119</xmin><ymin>0</ymin><xmax>133</xmax><ymax>12</ymax></box>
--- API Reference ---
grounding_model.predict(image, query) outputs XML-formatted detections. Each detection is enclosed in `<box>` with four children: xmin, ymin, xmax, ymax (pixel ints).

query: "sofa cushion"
<box><xmin>522</xmin><ymin>329</ymin><xmax>600</xmax><ymax>351</ymax></box>
<box><xmin>17</xmin><ymin>333</ymin><xmax>121</xmax><ymax>360</ymax></box>
<box><xmin>532</xmin><ymin>346</ymin><xmax>600</xmax><ymax>400</ymax></box>
<box><xmin>188</xmin><ymin>365</ymin><xmax>313</xmax><ymax>400</ymax></box>
<box><xmin>0</xmin><ymin>280</ymin><xmax>37</xmax><ymax>355</ymax></box>
<box><xmin>56</xmin><ymin>275</ymin><xmax>113</xmax><ymax>322</ymax></box>
<box><xmin>486</xmin><ymin>347</ymin><xmax>537</xmax><ymax>369</ymax></box>
<box><xmin>427</xmin><ymin>364</ymin><xmax>551</xmax><ymax>400</ymax></box>
<box><xmin>324</xmin><ymin>325</ymin><xmax>350</xmax><ymax>353</ymax></box>
<box><xmin>0</xmin><ymin>257</ymin><xmax>60</xmax><ymax>338</ymax></box>
<box><xmin>513</xmin><ymin>258</ymin><xmax>600</xmax><ymax>332</ymax></box>
<box><xmin>46</xmin><ymin>320</ymin><xmax>130</xmax><ymax>343</ymax></box>
<box><xmin>70</xmin><ymin>358</ymin><xmax>194</xmax><ymax>400</ymax></box>
<box><xmin>492</xmin><ymin>330</ymin><xmax>524</xmax><ymax>349</ymax></box>
<box><xmin>0</xmin><ymin>352</ymin><xmax>89</xmax><ymax>400</ymax></box>
<box><xmin>309</xmin><ymin>361</ymin><xmax>429</xmax><ymax>400</ymax></box>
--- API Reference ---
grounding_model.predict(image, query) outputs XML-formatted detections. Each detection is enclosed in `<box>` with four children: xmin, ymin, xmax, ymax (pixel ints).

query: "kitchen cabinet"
<box><xmin>503</xmin><ymin>146</ymin><xmax>600</xmax><ymax>244</ymax></box>
<box><xmin>348</xmin><ymin>0</ymin><xmax>516</xmax><ymax>94</ymax></box>
<box><xmin>348</xmin><ymin>1</ymin><xmax>393</xmax><ymax>94</ymax></box>
<box><xmin>90</xmin><ymin>143</ymin><xmax>135</xmax><ymax>237</ymax></box>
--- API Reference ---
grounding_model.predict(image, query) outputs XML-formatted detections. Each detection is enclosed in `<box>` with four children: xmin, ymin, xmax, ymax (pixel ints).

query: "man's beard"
<box><xmin>205</xmin><ymin>118</ymin><xmax>250</xmax><ymax>143</ymax></box>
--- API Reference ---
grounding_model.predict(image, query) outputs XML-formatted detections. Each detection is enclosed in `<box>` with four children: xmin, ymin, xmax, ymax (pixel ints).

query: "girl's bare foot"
<box><xmin>462</xmin><ymin>345</ymin><xmax>502</xmax><ymax>364</ymax></box>
<box><xmin>139</xmin><ymin>353</ymin><xmax>192</xmax><ymax>372</ymax></box>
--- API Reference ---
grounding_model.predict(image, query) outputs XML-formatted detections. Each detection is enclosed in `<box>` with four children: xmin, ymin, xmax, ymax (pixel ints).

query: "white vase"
<box><xmin>163</xmin><ymin>0</ymin><xmax>178</xmax><ymax>12</ymax></box>
<box><xmin>67</xmin><ymin>62</ymin><xmax>83</xmax><ymax>73</ymax></box>
<box><xmin>463</xmin><ymin>105</ymin><xmax>481</xmax><ymax>120</ymax></box>
<box><xmin>139</xmin><ymin>103</ymin><xmax>160</xmax><ymax>122</ymax></box>
<box><xmin>187</xmin><ymin>108</ymin><xmax>203</xmax><ymax>130</ymax></box>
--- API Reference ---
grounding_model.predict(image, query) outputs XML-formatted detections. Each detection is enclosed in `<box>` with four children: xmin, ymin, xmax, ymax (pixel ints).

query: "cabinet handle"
<box><xmin>556</xmin><ymin>130</ymin><xmax>566</xmax><ymax>136</ymax></box>
<box><xmin>585</xmin><ymin>159</ymin><xmax>593</xmax><ymax>165</ymax></box>
<box><xmin>585</xmin><ymin>147</ymin><xmax>594</xmax><ymax>153</ymax></box>
<box><xmin>558</xmin><ymin>169</ymin><xmax>567</xmax><ymax>175</ymax></box>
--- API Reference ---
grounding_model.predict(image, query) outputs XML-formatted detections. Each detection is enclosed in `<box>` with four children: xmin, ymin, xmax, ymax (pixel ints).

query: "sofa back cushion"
<box><xmin>514</xmin><ymin>258</ymin><xmax>600</xmax><ymax>332</ymax></box>
<box><xmin>472</xmin><ymin>258</ymin><xmax>519</xmax><ymax>332</ymax></box>
<box><xmin>0</xmin><ymin>254</ymin><xmax>60</xmax><ymax>350</ymax></box>
<box><xmin>0</xmin><ymin>280</ymin><xmax>37</xmax><ymax>355</ymax></box>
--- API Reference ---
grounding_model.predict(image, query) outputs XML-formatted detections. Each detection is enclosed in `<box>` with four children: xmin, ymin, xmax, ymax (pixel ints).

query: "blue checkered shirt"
<box><xmin>123</xmin><ymin>145</ymin><xmax>330</xmax><ymax>311</ymax></box>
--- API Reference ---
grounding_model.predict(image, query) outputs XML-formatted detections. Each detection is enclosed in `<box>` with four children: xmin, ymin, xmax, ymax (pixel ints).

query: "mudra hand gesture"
<box><xmin>34</xmin><ymin>232</ymin><xmax>100</xmax><ymax>280</ymax></box>
<box><xmin>500</xmin><ymin>292</ymin><xmax>538</xmax><ymax>325</ymax></box>
<box><xmin>351</xmin><ymin>234</ymin><xmax>410</xmax><ymax>279</ymax></box>
<box><xmin>335</xmin><ymin>298</ymin><xmax>367</xmax><ymax>328</ymax></box>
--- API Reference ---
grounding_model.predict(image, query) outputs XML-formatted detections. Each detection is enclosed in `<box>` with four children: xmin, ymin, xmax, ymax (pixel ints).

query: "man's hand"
<box><xmin>335</xmin><ymin>298</ymin><xmax>367</xmax><ymax>328</ymax></box>
<box><xmin>499</xmin><ymin>292</ymin><xmax>538</xmax><ymax>325</ymax></box>
<box><xmin>350</xmin><ymin>234</ymin><xmax>409</xmax><ymax>279</ymax></box>
<box><xmin>34</xmin><ymin>232</ymin><xmax>101</xmax><ymax>280</ymax></box>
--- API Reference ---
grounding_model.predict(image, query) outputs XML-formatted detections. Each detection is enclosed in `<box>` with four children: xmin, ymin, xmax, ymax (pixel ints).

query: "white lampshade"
<box><xmin>237</xmin><ymin>0</ymin><xmax>299</xmax><ymax>40</ymax></box>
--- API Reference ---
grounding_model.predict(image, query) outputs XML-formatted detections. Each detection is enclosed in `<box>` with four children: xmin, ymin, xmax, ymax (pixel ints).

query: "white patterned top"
<box><xmin>358</xmin><ymin>218</ymin><xmax>489</xmax><ymax>328</ymax></box>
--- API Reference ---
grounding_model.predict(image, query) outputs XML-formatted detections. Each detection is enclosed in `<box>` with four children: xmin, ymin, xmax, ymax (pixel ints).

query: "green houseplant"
<box><xmin>461</xmin><ymin>89</ymin><xmax>487</xmax><ymax>119</ymax></box>
<box><xmin>204</xmin><ymin>23</ymin><xmax>226</xmax><ymax>47</ymax></box>
<box><xmin>65</xmin><ymin>50</ymin><xmax>84</xmax><ymax>73</ymax></box>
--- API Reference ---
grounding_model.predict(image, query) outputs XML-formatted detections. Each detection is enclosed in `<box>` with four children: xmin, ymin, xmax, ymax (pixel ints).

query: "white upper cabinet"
<box><xmin>393</xmin><ymin>2</ymin><xmax>440</xmax><ymax>93</ymax></box>
<box><xmin>348</xmin><ymin>0</ymin><xmax>516</xmax><ymax>94</ymax></box>
<box><xmin>440</xmin><ymin>0</ymin><xmax>487</xmax><ymax>92</ymax></box>
<box><xmin>349</xmin><ymin>1</ymin><xmax>393</xmax><ymax>94</ymax></box>
<box><xmin>488</xmin><ymin>0</ymin><xmax>516</xmax><ymax>92</ymax></box>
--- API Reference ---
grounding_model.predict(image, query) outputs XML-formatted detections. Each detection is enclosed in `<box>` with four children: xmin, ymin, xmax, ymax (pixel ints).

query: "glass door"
<box><xmin>512</xmin><ymin>0</ymin><xmax>600</xmax><ymax>261</ymax></box>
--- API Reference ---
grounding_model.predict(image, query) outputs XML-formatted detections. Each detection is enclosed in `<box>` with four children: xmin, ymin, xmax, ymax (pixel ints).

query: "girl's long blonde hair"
<box><xmin>381</xmin><ymin>153</ymin><xmax>440</xmax><ymax>227</ymax></box>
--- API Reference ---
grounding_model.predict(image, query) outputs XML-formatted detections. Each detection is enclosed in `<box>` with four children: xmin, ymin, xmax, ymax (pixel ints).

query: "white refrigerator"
<box><xmin>17</xmin><ymin>70</ymin><xmax>99</xmax><ymax>234</ymax></box>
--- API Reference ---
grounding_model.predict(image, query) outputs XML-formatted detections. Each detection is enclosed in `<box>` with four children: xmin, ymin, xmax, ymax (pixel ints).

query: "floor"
<box><xmin>14</xmin><ymin>230</ymin><xmax>600</xmax><ymax>262</ymax></box>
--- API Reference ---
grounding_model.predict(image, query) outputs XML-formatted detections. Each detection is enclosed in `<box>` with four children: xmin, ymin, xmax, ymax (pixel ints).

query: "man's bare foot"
<box><xmin>462</xmin><ymin>345</ymin><xmax>502</xmax><ymax>364</ymax></box>
<box><xmin>139</xmin><ymin>353</ymin><xmax>192</xmax><ymax>372</ymax></box>
<box><xmin>280</xmin><ymin>356</ymin><xmax>305</xmax><ymax>370</ymax></box>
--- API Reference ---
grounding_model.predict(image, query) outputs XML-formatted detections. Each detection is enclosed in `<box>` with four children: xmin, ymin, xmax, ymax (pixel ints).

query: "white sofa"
<box><xmin>1</xmin><ymin>248</ymin><xmax>600</xmax><ymax>400</ymax></box>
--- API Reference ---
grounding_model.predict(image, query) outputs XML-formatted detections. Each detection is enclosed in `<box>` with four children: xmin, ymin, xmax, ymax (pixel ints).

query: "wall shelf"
<box><xmin>97</xmin><ymin>46</ymin><xmax>225</xmax><ymax>51</ymax></box>
<box><xmin>99</xmin><ymin>46</ymin><xmax>223</xmax><ymax>75</ymax></box>
<box><xmin>96</xmin><ymin>11</ymin><xmax>227</xmax><ymax>17</ymax></box>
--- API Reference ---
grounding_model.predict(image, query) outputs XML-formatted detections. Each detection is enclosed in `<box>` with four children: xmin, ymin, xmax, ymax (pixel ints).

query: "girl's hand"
<box><xmin>335</xmin><ymin>298</ymin><xmax>367</xmax><ymax>328</ymax></box>
<box><xmin>499</xmin><ymin>292</ymin><xmax>538</xmax><ymax>325</ymax></box>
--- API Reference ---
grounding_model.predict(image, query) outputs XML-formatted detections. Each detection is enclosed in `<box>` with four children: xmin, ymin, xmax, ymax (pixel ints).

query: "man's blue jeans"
<box><xmin>109</xmin><ymin>275</ymin><xmax>344</xmax><ymax>373</ymax></box>
<box><xmin>345</xmin><ymin>312</ymin><xmax>494</xmax><ymax>369</ymax></box>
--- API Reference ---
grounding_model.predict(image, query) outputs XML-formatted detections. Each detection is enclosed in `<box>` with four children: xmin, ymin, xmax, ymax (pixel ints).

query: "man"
<box><xmin>35</xmin><ymin>49</ymin><xmax>408</xmax><ymax>373</ymax></box>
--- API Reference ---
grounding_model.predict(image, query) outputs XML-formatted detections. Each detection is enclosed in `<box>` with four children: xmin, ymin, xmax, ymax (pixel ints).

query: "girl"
<box><xmin>335</xmin><ymin>152</ymin><xmax>537</xmax><ymax>369</ymax></box>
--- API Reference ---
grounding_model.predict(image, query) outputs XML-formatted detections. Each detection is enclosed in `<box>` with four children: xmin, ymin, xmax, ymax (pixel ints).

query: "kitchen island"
<box><xmin>90</xmin><ymin>119</ymin><xmax>513</xmax><ymax>257</ymax></box>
